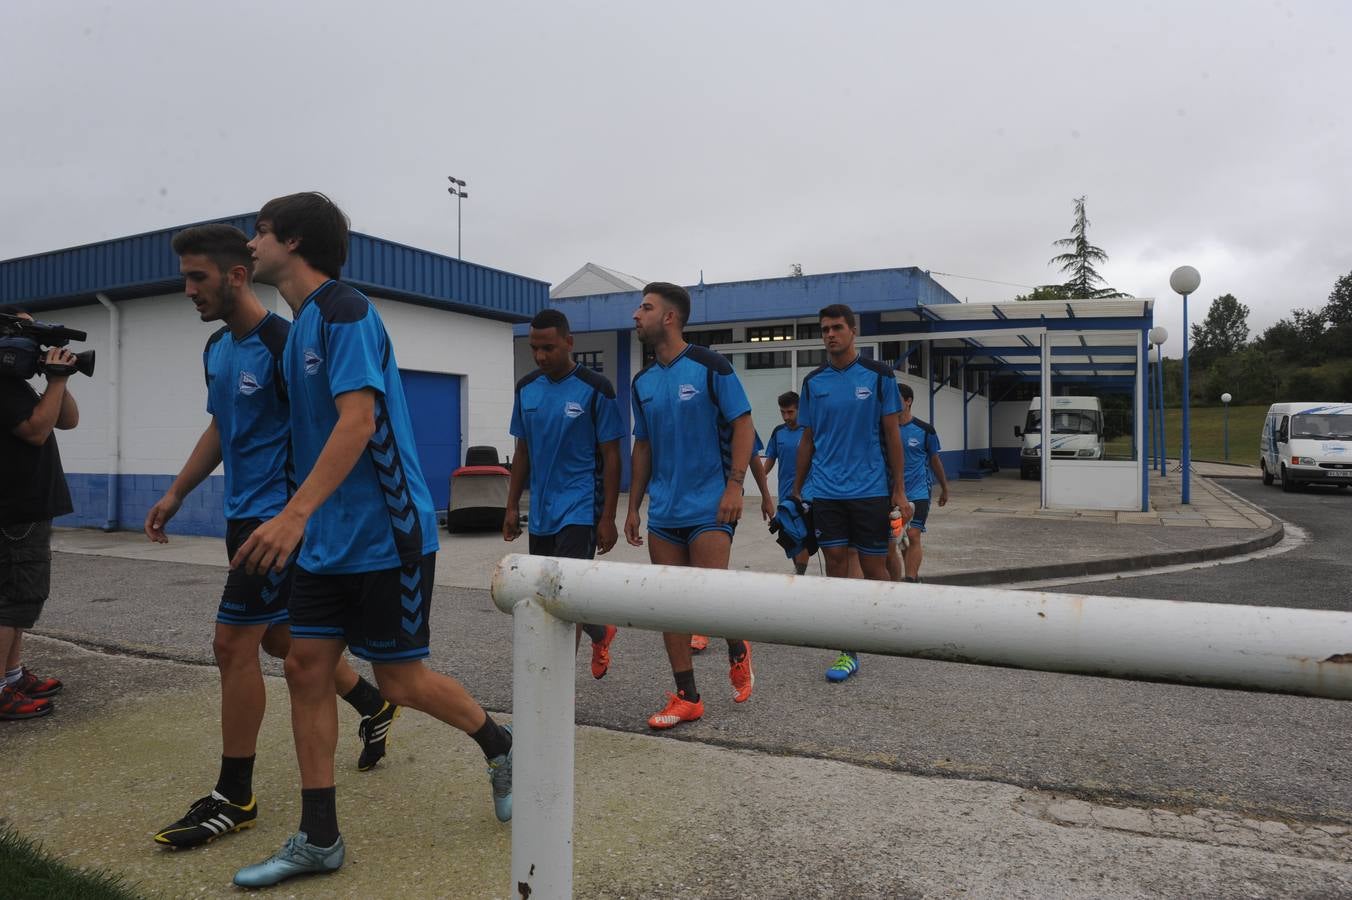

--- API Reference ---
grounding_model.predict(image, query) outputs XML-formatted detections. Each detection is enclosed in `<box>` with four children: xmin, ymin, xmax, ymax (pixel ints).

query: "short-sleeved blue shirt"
<box><xmin>900</xmin><ymin>416</ymin><xmax>941</xmax><ymax>500</ymax></box>
<box><xmin>764</xmin><ymin>423</ymin><xmax>804</xmax><ymax>500</ymax></box>
<box><xmin>798</xmin><ymin>356</ymin><xmax>901</xmax><ymax>500</ymax></box>
<box><xmin>631</xmin><ymin>344</ymin><xmax>752</xmax><ymax>528</ymax></box>
<box><xmin>204</xmin><ymin>313</ymin><xmax>291</xmax><ymax>521</ymax></box>
<box><xmin>283</xmin><ymin>280</ymin><xmax>439</xmax><ymax>574</ymax></box>
<box><xmin>510</xmin><ymin>364</ymin><xmax>624</xmax><ymax>536</ymax></box>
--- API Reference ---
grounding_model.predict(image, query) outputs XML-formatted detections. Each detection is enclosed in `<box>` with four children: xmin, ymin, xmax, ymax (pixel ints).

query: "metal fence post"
<box><xmin>510</xmin><ymin>593</ymin><xmax>576</xmax><ymax>899</ymax></box>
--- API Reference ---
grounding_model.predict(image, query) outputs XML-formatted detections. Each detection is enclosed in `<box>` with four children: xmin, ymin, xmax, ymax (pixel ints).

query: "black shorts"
<box><xmin>289</xmin><ymin>553</ymin><xmax>435</xmax><ymax>663</ymax></box>
<box><xmin>219</xmin><ymin>518</ymin><xmax>292</xmax><ymax>627</ymax></box>
<box><xmin>0</xmin><ymin>520</ymin><xmax>52</xmax><ymax>629</ymax></box>
<box><xmin>812</xmin><ymin>496</ymin><xmax>891</xmax><ymax>556</ymax></box>
<box><xmin>528</xmin><ymin>524</ymin><xmax>596</xmax><ymax>560</ymax></box>
<box><xmin>648</xmin><ymin>522</ymin><xmax>736</xmax><ymax>546</ymax></box>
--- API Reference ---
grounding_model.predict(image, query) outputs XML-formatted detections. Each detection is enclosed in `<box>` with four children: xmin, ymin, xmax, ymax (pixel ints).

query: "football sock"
<box><xmin>341</xmin><ymin>675</ymin><xmax>384</xmax><ymax>717</ymax></box>
<box><xmin>726</xmin><ymin>640</ymin><xmax>748</xmax><ymax>663</ymax></box>
<box><xmin>214</xmin><ymin>755</ymin><xmax>255</xmax><ymax>806</ymax></box>
<box><xmin>581</xmin><ymin>623</ymin><xmax>607</xmax><ymax>642</ymax></box>
<box><xmin>470</xmin><ymin>713</ymin><xmax>512</xmax><ymax>760</ymax></box>
<box><xmin>674</xmin><ymin>669</ymin><xmax>699</xmax><ymax>703</ymax></box>
<box><xmin>5</xmin><ymin>667</ymin><xmax>21</xmax><ymax>686</ymax></box>
<box><xmin>299</xmin><ymin>786</ymin><xmax>339</xmax><ymax>848</ymax></box>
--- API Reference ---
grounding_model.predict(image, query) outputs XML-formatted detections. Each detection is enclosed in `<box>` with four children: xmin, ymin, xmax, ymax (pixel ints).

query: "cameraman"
<box><xmin>0</xmin><ymin>312</ymin><xmax>78</xmax><ymax>720</ymax></box>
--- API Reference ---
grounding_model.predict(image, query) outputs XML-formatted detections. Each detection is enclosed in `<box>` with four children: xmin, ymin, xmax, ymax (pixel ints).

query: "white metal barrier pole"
<box><xmin>509</xmin><ymin>595</ymin><xmax>575</xmax><ymax>899</ymax></box>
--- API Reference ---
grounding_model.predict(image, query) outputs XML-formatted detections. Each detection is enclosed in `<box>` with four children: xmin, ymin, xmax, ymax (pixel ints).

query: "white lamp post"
<box><xmin>1149</xmin><ymin>326</ymin><xmax>1169</xmax><ymax>476</ymax></box>
<box><xmin>1221</xmin><ymin>392</ymin><xmax>1233</xmax><ymax>461</ymax></box>
<box><xmin>1170</xmin><ymin>266</ymin><xmax>1201</xmax><ymax>502</ymax></box>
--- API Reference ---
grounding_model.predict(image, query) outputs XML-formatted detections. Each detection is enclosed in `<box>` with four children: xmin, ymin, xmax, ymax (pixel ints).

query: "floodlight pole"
<box><xmin>1170</xmin><ymin>267</ymin><xmax>1201</xmax><ymax>504</ymax></box>
<box><xmin>447</xmin><ymin>176</ymin><xmax>468</xmax><ymax>259</ymax></box>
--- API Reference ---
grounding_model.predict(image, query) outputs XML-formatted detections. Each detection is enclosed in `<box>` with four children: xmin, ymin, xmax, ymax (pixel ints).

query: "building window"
<box><xmin>796</xmin><ymin>322</ymin><xmax>822</xmax><ymax>340</ymax></box>
<box><xmin>797</xmin><ymin>349</ymin><xmax>827</xmax><ymax>368</ymax></box>
<box><xmin>683</xmin><ymin>328</ymin><xmax>734</xmax><ymax>347</ymax></box>
<box><xmin>574</xmin><ymin>351</ymin><xmax>603</xmax><ymax>373</ymax></box>
<box><xmin>746</xmin><ymin>350</ymin><xmax>792</xmax><ymax>369</ymax></box>
<box><xmin>746</xmin><ymin>324</ymin><xmax>794</xmax><ymax>343</ymax></box>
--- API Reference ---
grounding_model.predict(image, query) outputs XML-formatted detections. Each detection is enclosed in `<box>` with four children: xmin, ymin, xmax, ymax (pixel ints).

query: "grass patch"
<box><xmin>1101</xmin><ymin>404</ymin><xmax>1268</xmax><ymax>463</ymax></box>
<box><xmin>0</xmin><ymin>826</ymin><xmax>142</xmax><ymax>900</ymax></box>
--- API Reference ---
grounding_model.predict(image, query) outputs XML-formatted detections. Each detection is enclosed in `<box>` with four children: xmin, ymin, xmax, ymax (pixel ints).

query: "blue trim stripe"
<box><xmin>216</xmin><ymin>612</ymin><xmax>290</xmax><ymax>626</ymax></box>
<box><xmin>350</xmin><ymin>646</ymin><xmax>430</xmax><ymax>662</ymax></box>
<box><xmin>291</xmin><ymin>625</ymin><xmax>345</xmax><ymax>639</ymax></box>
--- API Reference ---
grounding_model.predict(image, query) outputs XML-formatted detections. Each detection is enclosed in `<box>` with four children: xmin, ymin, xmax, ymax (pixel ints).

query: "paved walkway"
<box><xmin>52</xmin><ymin>468</ymin><xmax>1278</xmax><ymax>590</ymax></box>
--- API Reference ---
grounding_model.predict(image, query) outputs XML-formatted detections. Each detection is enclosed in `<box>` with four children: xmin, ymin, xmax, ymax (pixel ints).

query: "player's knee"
<box><xmin>282</xmin><ymin>644</ymin><xmax>331</xmax><ymax>689</ymax></box>
<box><xmin>371</xmin><ymin>663</ymin><xmax>427</xmax><ymax>710</ymax></box>
<box><xmin>212</xmin><ymin>630</ymin><xmax>258</xmax><ymax>671</ymax></box>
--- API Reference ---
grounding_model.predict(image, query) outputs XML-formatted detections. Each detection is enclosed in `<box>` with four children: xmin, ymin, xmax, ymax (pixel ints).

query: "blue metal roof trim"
<box><xmin>534</xmin><ymin>268</ymin><xmax>961</xmax><ymax>334</ymax></box>
<box><xmin>0</xmin><ymin>213</ymin><xmax>549</xmax><ymax>322</ymax></box>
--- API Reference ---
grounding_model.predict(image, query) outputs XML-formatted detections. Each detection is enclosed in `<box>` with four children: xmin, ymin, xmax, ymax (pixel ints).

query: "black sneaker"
<box><xmin>357</xmin><ymin>701</ymin><xmax>401</xmax><ymax>771</ymax></box>
<box><xmin>153</xmin><ymin>791</ymin><xmax>257</xmax><ymax>848</ymax></box>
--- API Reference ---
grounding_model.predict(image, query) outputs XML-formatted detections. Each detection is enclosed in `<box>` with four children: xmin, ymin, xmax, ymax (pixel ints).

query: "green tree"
<box><xmin>1320</xmin><ymin>271</ymin><xmax>1352</xmax><ymax>360</ymax></box>
<box><xmin>1189</xmin><ymin>293</ymin><xmax>1250</xmax><ymax>367</ymax></box>
<box><xmin>1048</xmin><ymin>196</ymin><xmax>1124</xmax><ymax>299</ymax></box>
<box><xmin>1012</xmin><ymin>284</ymin><xmax>1073</xmax><ymax>302</ymax></box>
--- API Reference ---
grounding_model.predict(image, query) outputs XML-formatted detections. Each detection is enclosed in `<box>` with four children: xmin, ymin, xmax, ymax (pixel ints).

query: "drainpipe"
<box><xmin>95</xmin><ymin>293</ymin><xmax>120</xmax><ymax>530</ymax></box>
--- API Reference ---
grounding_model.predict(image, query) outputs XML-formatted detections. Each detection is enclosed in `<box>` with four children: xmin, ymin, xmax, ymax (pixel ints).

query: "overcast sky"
<box><xmin>3</xmin><ymin>0</ymin><xmax>1349</xmax><ymax>351</ymax></box>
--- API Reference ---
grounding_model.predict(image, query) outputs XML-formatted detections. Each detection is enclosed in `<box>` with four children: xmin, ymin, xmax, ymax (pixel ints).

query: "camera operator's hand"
<box><xmin>144</xmin><ymin>492</ymin><xmax>183</xmax><ymax>544</ymax></box>
<box><xmin>42</xmin><ymin>347</ymin><xmax>77</xmax><ymax>381</ymax></box>
<box><xmin>231</xmin><ymin>508</ymin><xmax>306</xmax><ymax>575</ymax></box>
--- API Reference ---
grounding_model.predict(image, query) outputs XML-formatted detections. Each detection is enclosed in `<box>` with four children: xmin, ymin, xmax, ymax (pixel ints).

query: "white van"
<box><xmin>1259</xmin><ymin>402</ymin><xmax>1352</xmax><ymax>492</ymax></box>
<box><xmin>1015</xmin><ymin>396</ymin><xmax>1105</xmax><ymax>480</ymax></box>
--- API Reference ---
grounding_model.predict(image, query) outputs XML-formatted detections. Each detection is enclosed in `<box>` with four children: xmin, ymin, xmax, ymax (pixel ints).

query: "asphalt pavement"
<box><xmin>4</xmin><ymin>475</ymin><xmax>1351</xmax><ymax>897</ymax></box>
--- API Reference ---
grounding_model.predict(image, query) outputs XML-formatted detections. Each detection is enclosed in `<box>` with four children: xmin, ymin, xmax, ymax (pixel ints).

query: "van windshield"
<box><xmin>1026</xmin><ymin>410</ymin><xmax>1102</xmax><ymax>435</ymax></box>
<box><xmin>1291</xmin><ymin>414</ymin><xmax>1352</xmax><ymax>440</ymax></box>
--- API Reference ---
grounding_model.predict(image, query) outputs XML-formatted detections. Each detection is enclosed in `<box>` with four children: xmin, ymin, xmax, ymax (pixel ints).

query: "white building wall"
<box><xmin>899</xmin><ymin>374</ymin><xmax>990</xmax><ymax>466</ymax></box>
<box><xmin>991</xmin><ymin>400</ymin><xmax>1028</xmax><ymax>449</ymax></box>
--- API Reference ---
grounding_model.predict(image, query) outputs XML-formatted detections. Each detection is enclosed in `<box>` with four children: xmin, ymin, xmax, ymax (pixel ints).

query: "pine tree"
<box><xmin>1048</xmin><ymin>196</ymin><xmax>1123</xmax><ymax>299</ymax></box>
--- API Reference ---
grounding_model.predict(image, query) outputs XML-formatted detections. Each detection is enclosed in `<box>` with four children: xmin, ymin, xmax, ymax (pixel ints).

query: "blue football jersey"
<box><xmin>631</xmin><ymin>344</ymin><xmax>752</xmax><ymax>529</ymax></box>
<box><xmin>204</xmin><ymin>313</ymin><xmax>291</xmax><ymax>520</ymax></box>
<box><xmin>510</xmin><ymin>364</ymin><xmax>624</xmax><ymax>535</ymax></box>
<box><xmin>798</xmin><ymin>356</ymin><xmax>901</xmax><ymax>500</ymax></box>
<box><xmin>764</xmin><ymin>423</ymin><xmax>804</xmax><ymax>499</ymax></box>
<box><xmin>283</xmin><ymin>280</ymin><xmax>439</xmax><ymax>574</ymax></box>
<box><xmin>900</xmin><ymin>417</ymin><xmax>941</xmax><ymax>500</ymax></box>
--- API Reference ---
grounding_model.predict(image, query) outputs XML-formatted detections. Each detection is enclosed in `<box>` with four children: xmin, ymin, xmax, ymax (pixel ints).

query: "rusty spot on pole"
<box><xmin>517</xmin><ymin>881</ymin><xmax>532</xmax><ymax>898</ymax></box>
<box><xmin>1323</xmin><ymin>653</ymin><xmax>1352</xmax><ymax>664</ymax></box>
<box><xmin>1037</xmin><ymin>612</ymin><xmax>1046</xmax><ymax>618</ymax></box>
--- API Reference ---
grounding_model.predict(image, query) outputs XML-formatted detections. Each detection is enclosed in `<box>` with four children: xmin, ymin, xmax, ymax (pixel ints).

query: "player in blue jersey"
<box><xmin>893</xmin><ymin>382</ymin><xmax>949</xmax><ymax>583</ymax></box>
<box><xmin>792</xmin><ymin>304</ymin><xmax>908</xmax><ymax>683</ymax></box>
<box><xmin>229</xmin><ymin>194</ymin><xmax>513</xmax><ymax>888</ymax></box>
<box><xmin>504</xmin><ymin>308</ymin><xmax>624</xmax><ymax>678</ymax></box>
<box><xmin>145</xmin><ymin>224</ymin><xmax>397</xmax><ymax>850</ymax></box>
<box><xmin>762</xmin><ymin>390</ymin><xmax>810</xmax><ymax>575</ymax></box>
<box><xmin>624</xmin><ymin>282</ymin><xmax>756</xmax><ymax>729</ymax></box>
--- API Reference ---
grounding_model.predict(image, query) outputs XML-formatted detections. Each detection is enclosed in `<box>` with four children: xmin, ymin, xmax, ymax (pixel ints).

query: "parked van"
<box><xmin>1259</xmin><ymin>402</ymin><xmax>1352</xmax><ymax>492</ymax></box>
<box><xmin>1015</xmin><ymin>396</ymin><xmax>1105</xmax><ymax>480</ymax></box>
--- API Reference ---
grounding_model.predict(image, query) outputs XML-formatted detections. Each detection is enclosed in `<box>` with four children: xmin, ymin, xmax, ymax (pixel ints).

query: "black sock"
<box><xmin>470</xmin><ymin>712</ymin><xmax>512</xmax><ymax>760</ymax></box>
<box><xmin>794</xmin><ymin>563</ymin><xmax>808</xmax><ymax>575</ymax></box>
<box><xmin>674</xmin><ymin>668</ymin><xmax>698</xmax><ymax>702</ymax></box>
<box><xmin>726</xmin><ymin>639</ymin><xmax>748</xmax><ymax>663</ymax></box>
<box><xmin>581</xmin><ymin>623</ymin><xmax>607</xmax><ymax>643</ymax></box>
<box><xmin>341</xmin><ymin>675</ymin><xmax>385</xmax><ymax>717</ymax></box>
<box><xmin>214</xmin><ymin>755</ymin><xmax>255</xmax><ymax>805</ymax></box>
<box><xmin>904</xmin><ymin>576</ymin><xmax>919</xmax><ymax>583</ymax></box>
<box><xmin>299</xmin><ymin>786</ymin><xmax>339</xmax><ymax>848</ymax></box>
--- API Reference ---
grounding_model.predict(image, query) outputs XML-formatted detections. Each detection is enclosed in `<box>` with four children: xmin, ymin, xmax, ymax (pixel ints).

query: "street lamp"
<box><xmin>447</xmin><ymin>176</ymin><xmax>469</xmax><ymax>259</ymax></box>
<box><xmin>1221</xmin><ymin>392</ymin><xmax>1233</xmax><ymax>461</ymax></box>
<box><xmin>1149</xmin><ymin>326</ymin><xmax>1169</xmax><ymax>477</ymax></box>
<box><xmin>1170</xmin><ymin>266</ymin><xmax>1201</xmax><ymax>503</ymax></box>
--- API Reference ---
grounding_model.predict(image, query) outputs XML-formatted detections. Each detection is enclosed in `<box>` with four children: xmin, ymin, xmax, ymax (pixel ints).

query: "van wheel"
<box><xmin>1281</xmin><ymin>465</ymin><xmax>1297</xmax><ymax>493</ymax></box>
<box><xmin>1261</xmin><ymin>461</ymin><xmax>1274</xmax><ymax>486</ymax></box>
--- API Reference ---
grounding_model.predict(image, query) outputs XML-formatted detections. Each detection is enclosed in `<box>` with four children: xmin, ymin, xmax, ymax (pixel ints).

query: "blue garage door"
<box><xmin>399</xmin><ymin>370</ymin><xmax>462</xmax><ymax>511</ymax></box>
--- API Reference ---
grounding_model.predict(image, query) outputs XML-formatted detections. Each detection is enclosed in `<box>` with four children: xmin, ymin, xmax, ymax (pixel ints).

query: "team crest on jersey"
<box><xmin>678</xmin><ymin>383</ymin><xmax>700</xmax><ymax>401</ymax></box>
<box><xmin>564</xmin><ymin>401</ymin><xmax>584</xmax><ymax>419</ymax></box>
<box><xmin>304</xmin><ymin>348</ymin><xmax>323</xmax><ymax>376</ymax></box>
<box><xmin>908</xmin><ymin>437</ymin><xmax>921</xmax><ymax>448</ymax></box>
<box><xmin>855</xmin><ymin>386</ymin><xmax>872</xmax><ymax>400</ymax></box>
<box><xmin>238</xmin><ymin>370</ymin><xmax>261</xmax><ymax>396</ymax></box>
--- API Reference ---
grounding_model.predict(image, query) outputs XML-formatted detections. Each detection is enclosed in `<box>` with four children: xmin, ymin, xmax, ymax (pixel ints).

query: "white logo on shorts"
<box><xmin>238</xmin><ymin>370</ymin><xmax>261</xmax><ymax>396</ymax></box>
<box><xmin>678</xmin><ymin>383</ymin><xmax>700</xmax><ymax>401</ymax></box>
<box><xmin>564</xmin><ymin>401</ymin><xmax>584</xmax><ymax>418</ymax></box>
<box><xmin>304</xmin><ymin>348</ymin><xmax>323</xmax><ymax>376</ymax></box>
<box><xmin>855</xmin><ymin>386</ymin><xmax>872</xmax><ymax>400</ymax></box>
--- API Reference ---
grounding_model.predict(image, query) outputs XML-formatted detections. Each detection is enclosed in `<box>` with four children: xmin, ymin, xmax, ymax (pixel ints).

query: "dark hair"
<box><xmin>643</xmin><ymin>281</ymin><xmax>691</xmax><ymax>326</ymax></box>
<box><xmin>256</xmin><ymin>192</ymin><xmax>349</xmax><ymax>279</ymax></box>
<box><xmin>530</xmin><ymin>308</ymin><xmax>571</xmax><ymax>336</ymax></box>
<box><xmin>778</xmin><ymin>391</ymin><xmax>799</xmax><ymax>408</ymax></box>
<box><xmin>171</xmin><ymin>224</ymin><xmax>253</xmax><ymax>275</ymax></box>
<box><xmin>818</xmin><ymin>303</ymin><xmax>856</xmax><ymax>330</ymax></box>
<box><xmin>898</xmin><ymin>382</ymin><xmax>914</xmax><ymax>402</ymax></box>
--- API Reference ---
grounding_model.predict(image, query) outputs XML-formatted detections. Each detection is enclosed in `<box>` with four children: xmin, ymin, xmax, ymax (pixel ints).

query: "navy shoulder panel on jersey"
<box><xmin>909</xmin><ymin>416</ymin><xmax>937</xmax><ymax>435</ymax></box>
<box><xmin>257</xmin><ymin>314</ymin><xmax>290</xmax><ymax>358</ymax></box>
<box><xmin>204</xmin><ymin>326</ymin><xmax>229</xmax><ymax>354</ymax></box>
<box><xmin>801</xmin><ymin>364</ymin><xmax>829</xmax><ymax>386</ymax></box>
<box><xmin>574</xmin><ymin>365</ymin><xmax>616</xmax><ymax>399</ymax></box>
<box><xmin>515</xmin><ymin>369</ymin><xmax>543</xmax><ymax>393</ymax></box>
<box><xmin>859</xmin><ymin>357</ymin><xmax>895</xmax><ymax>378</ymax></box>
<box><xmin>631</xmin><ymin>359</ymin><xmax>657</xmax><ymax>389</ymax></box>
<box><xmin>770</xmin><ymin>423</ymin><xmax>785</xmax><ymax>440</ymax></box>
<box><xmin>315</xmin><ymin>281</ymin><xmax>371</xmax><ymax>324</ymax></box>
<box><xmin>684</xmin><ymin>344</ymin><xmax>733</xmax><ymax>376</ymax></box>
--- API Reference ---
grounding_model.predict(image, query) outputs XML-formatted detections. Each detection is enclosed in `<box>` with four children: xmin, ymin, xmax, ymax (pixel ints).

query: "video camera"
<box><xmin>0</xmin><ymin>312</ymin><xmax>96</xmax><ymax>379</ymax></box>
